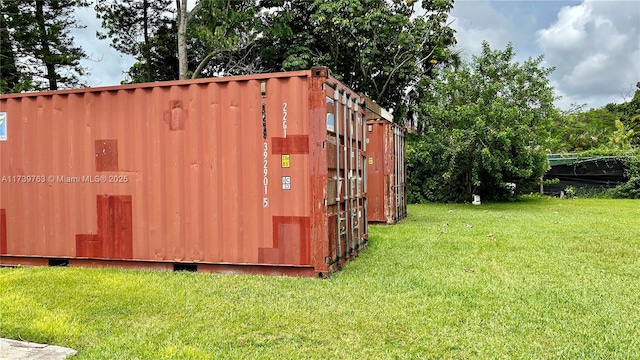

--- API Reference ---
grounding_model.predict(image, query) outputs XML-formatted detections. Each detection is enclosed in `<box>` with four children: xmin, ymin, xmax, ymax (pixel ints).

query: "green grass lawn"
<box><xmin>1</xmin><ymin>197</ymin><xmax>640</xmax><ymax>359</ymax></box>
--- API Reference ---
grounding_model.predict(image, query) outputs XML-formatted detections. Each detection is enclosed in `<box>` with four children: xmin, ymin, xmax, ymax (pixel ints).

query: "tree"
<box><xmin>2</xmin><ymin>0</ymin><xmax>88</xmax><ymax>91</ymax></box>
<box><xmin>547</xmin><ymin>82</ymin><xmax>640</xmax><ymax>152</ymax></box>
<box><xmin>122</xmin><ymin>21</ymin><xmax>179</xmax><ymax>83</ymax></box>
<box><xmin>0</xmin><ymin>0</ymin><xmax>33</xmax><ymax>93</ymax></box>
<box><xmin>256</xmin><ymin>0</ymin><xmax>321</xmax><ymax>72</ymax></box>
<box><xmin>175</xmin><ymin>0</ymin><xmax>212</xmax><ymax>79</ymax></box>
<box><xmin>549</xmin><ymin>105</ymin><xmax>618</xmax><ymax>152</ymax></box>
<box><xmin>176</xmin><ymin>0</ymin><xmax>189</xmax><ymax>79</ymax></box>
<box><xmin>96</xmin><ymin>0</ymin><xmax>175</xmax><ymax>82</ymax></box>
<box><xmin>187</xmin><ymin>0</ymin><xmax>260</xmax><ymax>78</ymax></box>
<box><xmin>604</xmin><ymin>82</ymin><xmax>640</xmax><ymax>147</ymax></box>
<box><xmin>408</xmin><ymin>42</ymin><xmax>559</xmax><ymax>203</ymax></box>
<box><xmin>95</xmin><ymin>0</ymin><xmax>257</xmax><ymax>81</ymax></box>
<box><xmin>255</xmin><ymin>0</ymin><xmax>458</xmax><ymax>119</ymax></box>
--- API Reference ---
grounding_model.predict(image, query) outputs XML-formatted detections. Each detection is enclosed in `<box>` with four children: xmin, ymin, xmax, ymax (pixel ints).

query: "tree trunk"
<box><xmin>176</xmin><ymin>0</ymin><xmax>188</xmax><ymax>79</ymax></box>
<box><xmin>35</xmin><ymin>0</ymin><xmax>57</xmax><ymax>90</ymax></box>
<box><xmin>143</xmin><ymin>0</ymin><xmax>152</xmax><ymax>82</ymax></box>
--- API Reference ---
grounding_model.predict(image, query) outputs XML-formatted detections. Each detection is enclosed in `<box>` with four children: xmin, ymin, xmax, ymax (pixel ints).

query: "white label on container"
<box><xmin>282</xmin><ymin>102</ymin><xmax>288</xmax><ymax>138</ymax></box>
<box><xmin>0</xmin><ymin>112</ymin><xmax>6</xmax><ymax>141</ymax></box>
<box><xmin>282</xmin><ymin>176</ymin><xmax>291</xmax><ymax>190</ymax></box>
<box><xmin>326</xmin><ymin>113</ymin><xmax>335</xmax><ymax>132</ymax></box>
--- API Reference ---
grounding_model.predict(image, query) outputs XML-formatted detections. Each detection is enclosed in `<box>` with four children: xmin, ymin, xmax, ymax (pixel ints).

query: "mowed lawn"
<box><xmin>1</xmin><ymin>197</ymin><xmax>639</xmax><ymax>359</ymax></box>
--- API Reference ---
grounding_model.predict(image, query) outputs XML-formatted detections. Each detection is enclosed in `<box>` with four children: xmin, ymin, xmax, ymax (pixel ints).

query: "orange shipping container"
<box><xmin>0</xmin><ymin>67</ymin><xmax>367</xmax><ymax>277</ymax></box>
<box><xmin>364</xmin><ymin>99</ymin><xmax>407</xmax><ymax>224</ymax></box>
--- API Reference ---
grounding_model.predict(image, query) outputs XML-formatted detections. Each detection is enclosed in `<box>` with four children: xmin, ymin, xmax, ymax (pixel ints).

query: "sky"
<box><xmin>72</xmin><ymin>0</ymin><xmax>640</xmax><ymax>110</ymax></box>
<box><xmin>449</xmin><ymin>0</ymin><xmax>640</xmax><ymax>110</ymax></box>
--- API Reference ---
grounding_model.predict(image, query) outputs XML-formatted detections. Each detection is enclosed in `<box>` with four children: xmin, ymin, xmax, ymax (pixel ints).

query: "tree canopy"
<box><xmin>1</xmin><ymin>0</ymin><xmax>88</xmax><ymax>92</ymax></box>
<box><xmin>95</xmin><ymin>0</ymin><xmax>176</xmax><ymax>83</ymax></box>
<box><xmin>187</xmin><ymin>0</ymin><xmax>260</xmax><ymax>78</ymax></box>
<box><xmin>408</xmin><ymin>42</ymin><xmax>559</xmax><ymax>203</ymax></box>
<box><xmin>548</xmin><ymin>82</ymin><xmax>640</xmax><ymax>152</ymax></box>
<box><xmin>256</xmin><ymin>0</ymin><xmax>458</xmax><ymax>119</ymax></box>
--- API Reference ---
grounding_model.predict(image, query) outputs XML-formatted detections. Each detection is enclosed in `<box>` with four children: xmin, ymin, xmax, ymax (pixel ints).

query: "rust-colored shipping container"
<box><xmin>0</xmin><ymin>67</ymin><xmax>367</xmax><ymax>277</ymax></box>
<box><xmin>364</xmin><ymin>99</ymin><xmax>407</xmax><ymax>224</ymax></box>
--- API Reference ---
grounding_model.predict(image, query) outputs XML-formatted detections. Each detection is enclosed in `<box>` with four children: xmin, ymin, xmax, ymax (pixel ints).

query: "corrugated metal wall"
<box><xmin>364</xmin><ymin>99</ymin><xmax>407</xmax><ymax>224</ymax></box>
<box><xmin>324</xmin><ymin>84</ymin><xmax>367</xmax><ymax>266</ymax></box>
<box><xmin>0</xmin><ymin>68</ymin><xmax>367</xmax><ymax>276</ymax></box>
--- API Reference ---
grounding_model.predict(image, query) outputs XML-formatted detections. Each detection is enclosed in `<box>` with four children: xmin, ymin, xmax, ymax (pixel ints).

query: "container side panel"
<box><xmin>233</xmin><ymin>80</ymin><xmax>260</xmax><ymax>263</ymax></box>
<box><xmin>68</xmin><ymin>94</ymin><xmax>83</xmax><ymax>257</ymax></box>
<box><xmin>51</xmin><ymin>96</ymin><xmax>63</xmax><ymax>255</ymax></box>
<box><xmin>219</xmin><ymin>81</ymin><xmax>242</xmax><ymax>262</ymax></box>
<box><xmin>185</xmin><ymin>85</ymin><xmax>204</xmax><ymax>261</ymax></box>
<box><xmin>396</xmin><ymin>126</ymin><xmax>407</xmax><ymax>222</ymax></box>
<box><xmin>244</xmin><ymin>80</ymin><xmax>268</xmax><ymax>263</ymax></box>
<box><xmin>165</xmin><ymin>88</ymin><xmax>187</xmax><ymax>261</ymax></box>
<box><xmin>130</xmin><ymin>88</ymin><xmax>150</xmax><ymax>259</ymax></box>
<box><xmin>383</xmin><ymin>124</ymin><xmax>397</xmax><ymax>224</ymax></box>
<box><xmin>38</xmin><ymin>96</ymin><xmax>54</xmax><ymax>255</ymax></box>
<box><xmin>308</xmin><ymin>74</ymin><xmax>330</xmax><ymax>273</ymax></box>
<box><xmin>258</xmin><ymin>76</ymin><xmax>313</xmax><ymax>265</ymax></box>
<box><xmin>365</xmin><ymin>119</ymin><xmax>405</xmax><ymax>224</ymax></box>
<box><xmin>365</xmin><ymin>122</ymin><xmax>386</xmax><ymax>222</ymax></box>
<box><xmin>0</xmin><ymin>209</ymin><xmax>6</xmax><ymax>254</ymax></box>
<box><xmin>0</xmin><ymin>71</ymin><xmax>360</xmax><ymax>272</ymax></box>
<box><xmin>76</xmin><ymin>234</ymin><xmax>100</xmax><ymax>258</ymax></box>
<box><xmin>207</xmin><ymin>83</ymin><xmax>224</xmax><ymax>262</ymax></box>
<box><xmin>142</xmin><ymin>88</ymin><xmax>164</xmax><ymax>260</ymax></box>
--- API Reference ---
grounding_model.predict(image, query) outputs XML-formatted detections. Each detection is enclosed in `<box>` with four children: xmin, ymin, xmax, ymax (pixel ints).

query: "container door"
<box><xmin>353</xmin><ymin>100</ymin><xmax>367</xmax><ymax>251</ymax></box>
<box><xmin>325</xmin><ymin>90</ymin><xmax>342</xmax><ymax>267</ymax></box>
<box><xmin>398</xmin><ymin>126</ymin><xmax>407</xmax><ymax>220</ymax></box>
<box><xmin>324</xmin><ymin>85</ymin><xmax>367</xmax><ymax>267</ymax></box>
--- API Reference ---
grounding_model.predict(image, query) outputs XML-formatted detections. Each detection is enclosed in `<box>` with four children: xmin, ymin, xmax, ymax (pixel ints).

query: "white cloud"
<box><xmin>449</xmin><ymin>0</ymin><xmax>513</xmax><ymax>59</ymax></box>
<box><xmin>447</xmin><ymin>0</ymin><xmax>639</xmax><ymax>109</ymax></box>
<box><xmin>536</xmin><ymin>4</ymin><xmax>590</xmax><ymax>50</ymax></box>
<box><xmin>537</xmin><ymin>0</ymin><xmax>640</xmax><ymax>108</ymax></box>
<box><xmin>72</xmin><ymin>7</ymin><xmax>135</xmax><ymax>87</ymax></box>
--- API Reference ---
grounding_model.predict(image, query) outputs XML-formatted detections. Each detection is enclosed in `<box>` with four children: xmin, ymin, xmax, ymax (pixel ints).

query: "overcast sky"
<box><xmin>73</xmin><ymin>0</ymin><xmax>640</xmax><ymax>110</ymax></box>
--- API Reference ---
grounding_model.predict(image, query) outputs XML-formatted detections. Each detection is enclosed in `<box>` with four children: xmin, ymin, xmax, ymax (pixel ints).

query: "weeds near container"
<box><xmin>1</xmin><ymin>197</ymin><xmax>640</xmax><ymax>359</ymax></box>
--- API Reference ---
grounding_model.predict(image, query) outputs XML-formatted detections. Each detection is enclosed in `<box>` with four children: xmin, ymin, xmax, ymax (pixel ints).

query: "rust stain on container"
<box><xmin>95</xmin><ymin>139</ymin><xmax>119</xmax><ymax>171</ymax></box>
<box><xmin>364</xmin><ymin>99</ymin><xmax>407</xmax><ymax>224</ymax></box>
<box><xmin>163</xmin><ymin>100</ymin><xmax>188</xmax><ymax>131</ymax></box>
<box><xmin>0</xmin><ymin>68</ymin><xmax>367</xmax><ymax>277</ymax></box>
<box><xmin>259</xmin><ymin>216</ymin><xmax>311</xmax><ymax>265</ymax></box>
<box><xmin>271</xmin><ymin>135</ymin><xmax>310</xmax><ymax>154</ymax></box>
<box><xmin>76</xmin><ymin>195</ymin><xmax>133</xmax><ymax>259</ymax></box>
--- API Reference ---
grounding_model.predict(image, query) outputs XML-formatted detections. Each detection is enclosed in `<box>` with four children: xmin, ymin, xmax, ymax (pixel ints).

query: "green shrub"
<box><xmin>611</xmin><ymin>177</ymin><xmax>640</xmax><ymax>199</ymax></box>
<box><xmin>406</xmin><ymin>134</ymin><xmax>466</xmax><ymax>203</ymax></box>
